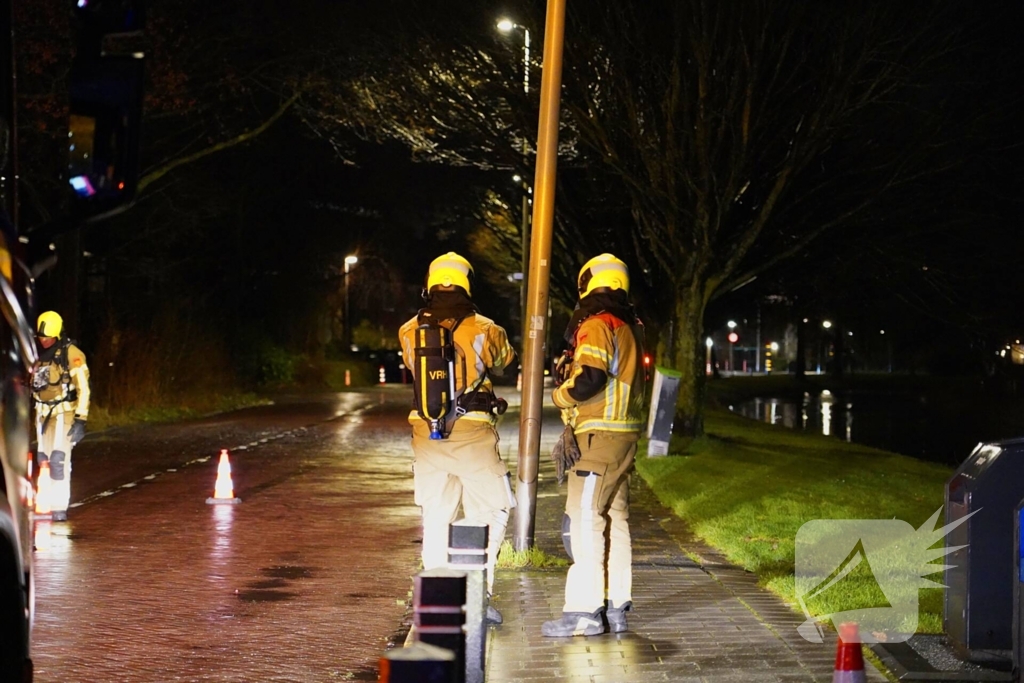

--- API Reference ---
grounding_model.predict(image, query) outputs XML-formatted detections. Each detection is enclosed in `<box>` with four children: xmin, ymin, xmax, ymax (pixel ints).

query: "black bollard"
<box><xmin>414</xmin><ymin>569</ymin><xmax>467</xmax><ymax>683</ymax></box>
<box><xmin>448</xmin><ymin>521</ymin><xmax>488</xmax><ymax>683</ymax></box>
<box><xmin>379</xmin><ymin>641</ymin><xmax>455</xmax><ymax>683</ymax></box>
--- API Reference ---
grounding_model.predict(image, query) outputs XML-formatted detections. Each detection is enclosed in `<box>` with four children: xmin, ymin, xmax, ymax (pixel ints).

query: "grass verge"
<box><xmin>496</xmin><ymin>541</ymin><xmax>570</xmax><ymax>570</ymax></box>
<box><xmin>88</xmin><ymin>392</ymin><xmax>271</xmax><ymax>432</ymax></box>
<box><xmin>635</xmin><ymin>408</ymin><xmax>953</xmax><ymax>634</ymax></box>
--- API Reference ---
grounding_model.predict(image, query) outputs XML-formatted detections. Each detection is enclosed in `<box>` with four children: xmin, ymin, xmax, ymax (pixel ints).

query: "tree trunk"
<box><xmin>670</xmin><ymin>286</ymin><xmax>708</xmax><ymax>438</ymax></box>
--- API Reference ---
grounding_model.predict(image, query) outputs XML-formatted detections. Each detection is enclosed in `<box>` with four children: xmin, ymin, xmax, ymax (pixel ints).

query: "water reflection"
<box><xmin>34</xmin><ymin>519</ymin><xmax>72</xmax><ymax>558</ymax></box>
<box><xmin>731</xmin><ymin>388</ymin><xmax>995</xmax><ymax>464</ymax></box>
<box><xmin>734</xmin><ymin>391</ymin><xmax>854</xmax><ymax>443</ymax></box>
<box><xmin>210</xmin><ymin>503</ymin><xmax>234</xmax><ymax>567</ymax></box>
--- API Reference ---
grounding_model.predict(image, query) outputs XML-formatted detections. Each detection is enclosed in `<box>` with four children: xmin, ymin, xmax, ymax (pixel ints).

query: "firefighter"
<box><xmin>399</xmin><ymin>252</ymin><xmax>516</xmax><ymax>624</ymax></box>
<box><xmin>32</xmin><ymin>311</ymin><xmax>90</xmax><ymax>522</ymax></box>
<box><xmin>541</xmin><ymin>254</ymin><xmax>647</xmax><ymax>637</ymax></box>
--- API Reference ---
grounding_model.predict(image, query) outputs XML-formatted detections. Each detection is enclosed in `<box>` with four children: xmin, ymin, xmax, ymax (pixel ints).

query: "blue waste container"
<box><xmin>945</xmin><ymin>438</ymin><xmax>1024</xmax><ymax>657</ymax></box>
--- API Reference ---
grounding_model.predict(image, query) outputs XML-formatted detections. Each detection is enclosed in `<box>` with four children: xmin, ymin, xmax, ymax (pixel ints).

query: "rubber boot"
<box><xmin>606</xmin><ymin>601</ymin><xmax>632</xmax><ymax>633</ymax></box>
<box><xmin>541</xmin><ymin>609</ymin><xmax>605</xmax><ymax>637</ymax></box>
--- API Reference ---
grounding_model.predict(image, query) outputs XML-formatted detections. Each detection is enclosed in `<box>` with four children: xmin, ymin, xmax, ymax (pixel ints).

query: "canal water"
<box><xmin>732</xmin><ymin>390</ymin><xmax>1024</xmax><ymax>466</ymax></box>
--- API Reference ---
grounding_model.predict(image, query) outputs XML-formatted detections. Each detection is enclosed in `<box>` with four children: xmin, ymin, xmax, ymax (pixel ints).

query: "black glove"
<box><xmin>553</xmin><ymin>350</ymin><xmax>574</xmax><ymax>387</ymax></box>
<box><xmin>550</xmin><ymin>424</ymin><xmax>582</xmax><ymax>485</ymax></box>
<box><xmin>67</xmin><ymin>418</ymin><xmax>87</xmax><ymax>446</ymax></box>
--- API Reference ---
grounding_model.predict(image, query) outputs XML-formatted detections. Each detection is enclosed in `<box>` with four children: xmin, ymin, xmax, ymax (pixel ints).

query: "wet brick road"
<box><xmin>31</xmin><ymin>389</ymin><xmax>422</xmax><ymax>682</ymax></box>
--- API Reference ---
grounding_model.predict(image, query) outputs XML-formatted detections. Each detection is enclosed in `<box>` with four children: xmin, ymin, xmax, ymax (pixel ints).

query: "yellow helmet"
<box><xmin>427</xmin><ymin>252</ymin><xmax>474</xmax><ymax>295</ymax></box>
<box><xmin>37</xmin><ymin>311</ymin><xmax>64</xmax><ymax>338</ymax></box>
<box><xmin>577</xmin><ymin>254</ymin><xmax>629</xmax><ymax>297</ymax></box>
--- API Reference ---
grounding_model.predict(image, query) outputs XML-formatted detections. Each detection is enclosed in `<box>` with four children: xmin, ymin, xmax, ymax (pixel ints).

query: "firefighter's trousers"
<box><xmin>562</xmin><ymin>431</ymin><xmax>638</xmax><ymax>614</ymax></box>
<box><xmin>36</xmin><ymin>407</ymin><xmax>75</xmax><ymax>513</ymax></box>
<box><xmin>412</xmin><ymin>418</ymin><xmax>515</xmax><ymax>595</ymax></box>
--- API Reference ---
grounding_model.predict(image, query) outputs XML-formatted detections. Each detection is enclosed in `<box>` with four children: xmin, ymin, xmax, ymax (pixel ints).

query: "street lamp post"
<box><xmin>344</xmin><ymin>255</ymin><xmax>358</xmax><ymax>349</ymax></box>
<box><xmin>727</xmin><ymin>320</ymin><xmax>737</xmax><ymax>373</ymax></box>
<box><xmin>821</xmin><ymin>320</ymin><xmax>832</xmax><ymax>375</ymax></box>
<box><xmin>497</xmin><ymin>17</ymin><xmax>532</xmax><ymax>345</ymax></box>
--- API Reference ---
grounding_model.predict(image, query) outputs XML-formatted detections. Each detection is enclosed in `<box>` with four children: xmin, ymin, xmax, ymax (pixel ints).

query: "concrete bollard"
<box><xmin>414</xmin><ymin>569</ymin><xmax>467</xmax><ymax>683</ymax></box>
<box><xmin>448</xmin><ymin>521</ymin><xmax>488</xmax><ymax>683</ymax></box>
<box><xmin>379</xmin><ymin>641</ymin><xmax>455</xmax><ymax>683</ymax></box>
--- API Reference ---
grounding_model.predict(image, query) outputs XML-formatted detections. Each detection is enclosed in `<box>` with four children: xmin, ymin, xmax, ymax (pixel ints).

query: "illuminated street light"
<box><xmin>770</xmin><ymin>342</ymin><xmax>779</xmax><ymax>352</ymax></box>
<box><xmin>512</xmin><ymin>174</ymin><xmax>522</xmax><ymax>182</ymax></box>
<box><xmin>496</xmin><ymin>17</ymin><xmax>515</xmax><ymax>32</ymax></box>
<box><xmin>727</xmin><ymin>320</ymin><xmax>737</xmax><ymax>329</ymax></box>
<box><xmin>822</xmin><ymin>320</ymin><xmax>833</xmax><ymax>329</ymax></box>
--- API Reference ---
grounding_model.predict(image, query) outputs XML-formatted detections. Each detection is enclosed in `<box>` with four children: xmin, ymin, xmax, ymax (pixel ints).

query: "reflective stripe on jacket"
<box><xmin>553</xmin><ymin>313</ymin><xmax>645</xmax><ymax>434</ymax></box>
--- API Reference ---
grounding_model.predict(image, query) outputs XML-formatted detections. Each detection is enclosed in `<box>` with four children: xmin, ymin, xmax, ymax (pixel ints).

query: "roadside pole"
<box><xmin>513</xmin><ymin>0</ymin><xmax>566</xmax><ymax>550</ymax></box>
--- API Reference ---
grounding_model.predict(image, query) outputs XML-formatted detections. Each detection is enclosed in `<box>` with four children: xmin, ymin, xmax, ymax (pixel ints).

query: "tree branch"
<box><xmin>137</xmin><ymin>92</ymin><xmax>302</xmax><ymax>195</ymax></box>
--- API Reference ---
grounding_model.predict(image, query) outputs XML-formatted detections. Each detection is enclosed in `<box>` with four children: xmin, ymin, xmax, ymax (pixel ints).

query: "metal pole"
<box><xmin>755</xmin><ymin>304</ymin><xmax>762</xmax><ymax>373</ymax></box>
<box><xmin>513</xmin><ymin>0</ymin><xmax>566</xmax><ymax>551</ymax></box>
<box><xmin>344</xmin><ymin>261</ymin><xmax>351</xmax><ymax>349</ymax></box>
<box><xmin>518</xmin><ymin>29</ymin><xmax>531</xmax><ymax>347</ymax></box>
<box><xmin>520</xmin><ymin>192</ymin><xmax>530</xmax><ymax>340</ymax></box>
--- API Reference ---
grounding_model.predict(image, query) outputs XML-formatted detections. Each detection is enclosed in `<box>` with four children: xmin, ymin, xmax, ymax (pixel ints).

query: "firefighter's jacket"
<box><xmin>553</xmin><ymin>313</ymin><xmax>645</xmax><ymax>435</ymax></box>
<box><xmin>32</xmin><ymin>341</ymin><xmax>90</xmax><ymax>419</ymax></box>
<box><xmin>399</xmin><ymin>312</ymin><xmax>515</xmax><ymax>426</ymax></box>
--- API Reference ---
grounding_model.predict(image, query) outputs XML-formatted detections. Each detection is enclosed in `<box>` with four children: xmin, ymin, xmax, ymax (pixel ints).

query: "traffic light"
<box><xmin>728</xmin><ymin>332</ymin><xmax>739</xmax><ymax>344</ymax></box>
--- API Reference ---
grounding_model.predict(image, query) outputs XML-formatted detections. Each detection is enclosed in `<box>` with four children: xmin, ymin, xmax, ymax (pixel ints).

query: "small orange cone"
<box><xmin>832</xmin><ymin>622</ymin><xmax>867</xmax><ymax>683</ymax></box>
<box><xmin>206</xmin><ymin>449</ymin><xmax>241</xmax><ymax>505</ymax></box>
<box><xmin>34</xmin><ymin>460</ymin><xmax>53</xmax><ymax>517</ymax></box>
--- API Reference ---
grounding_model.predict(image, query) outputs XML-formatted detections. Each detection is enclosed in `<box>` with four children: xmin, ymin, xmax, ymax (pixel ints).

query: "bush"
<box><xmin>245</xmin><ymin>341</ymin><xmax>296</xmax><ymax>386</ymax></box>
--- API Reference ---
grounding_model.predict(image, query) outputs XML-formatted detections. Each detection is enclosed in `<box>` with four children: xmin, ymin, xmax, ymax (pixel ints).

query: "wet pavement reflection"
<box><xmin>31</xmin><ymin>389</ymin><xmax>421</xmax><ymax>682</ymax></box>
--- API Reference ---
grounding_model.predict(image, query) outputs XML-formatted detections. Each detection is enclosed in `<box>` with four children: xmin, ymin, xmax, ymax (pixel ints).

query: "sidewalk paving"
<box><xmin>488</xmin><ymin>393</ymin><xmax>886</xmax><ymax>683</ymax></box>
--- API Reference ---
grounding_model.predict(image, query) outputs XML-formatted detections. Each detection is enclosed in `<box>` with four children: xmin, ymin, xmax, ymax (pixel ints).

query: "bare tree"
<box><xmin>326</xmin><ymin>0</ymin><xmax>985</xmax><ymax>435</ymax></box>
